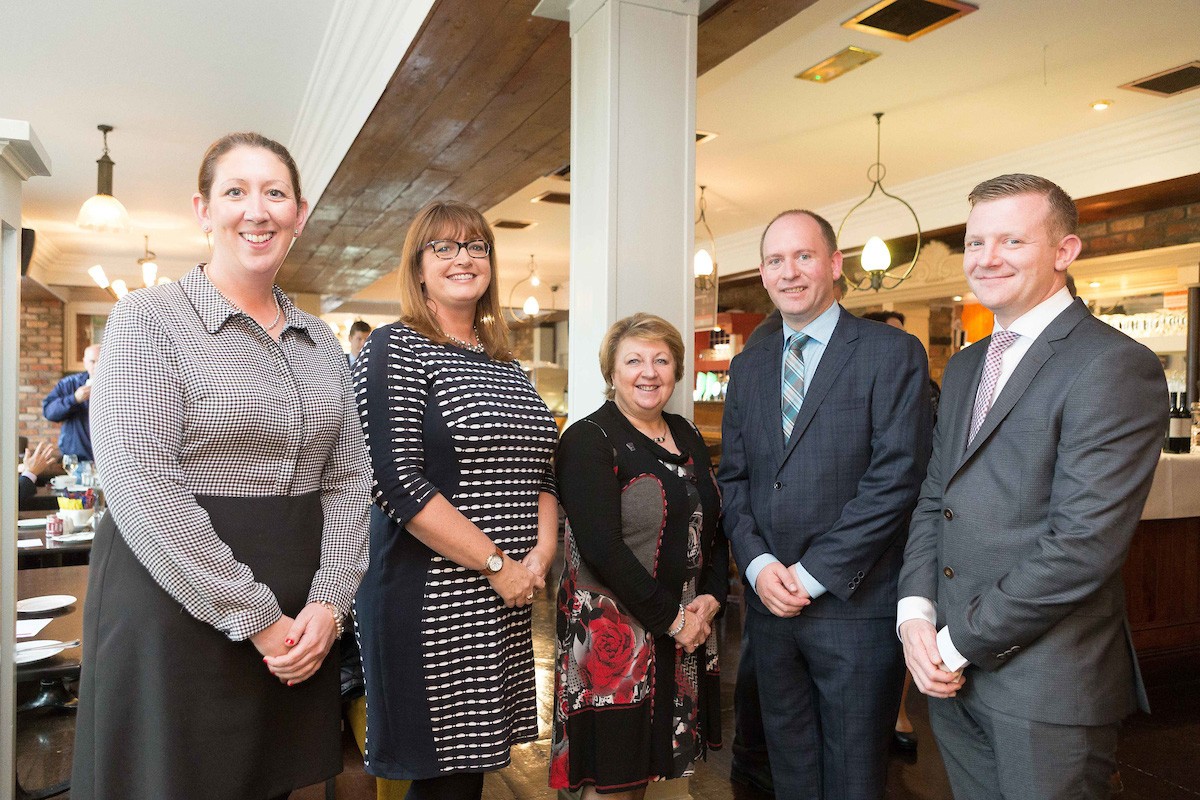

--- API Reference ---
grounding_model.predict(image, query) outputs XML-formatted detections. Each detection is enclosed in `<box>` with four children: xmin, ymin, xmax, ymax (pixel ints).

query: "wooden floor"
<box><xmin>19</xmin><ymin>590</ymin><xmax>1200</xmax><ymax>799</ymax></box>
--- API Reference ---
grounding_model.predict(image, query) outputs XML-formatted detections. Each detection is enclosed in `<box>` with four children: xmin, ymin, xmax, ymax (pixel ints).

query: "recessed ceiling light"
<box><xmin>1089</xmin><ymin>281</ymin><xmax>1102</xmax><ymax>288</ymax></box>
<box><xmin>952</xmin><ymin>295</ymin><xmax>963</xmax><ymax>302</ymax></box>
<box><xmin>1091</xmin><ymin>99</ymin><xmax>1113</xmax><ymax>111</ymax></box>
<box><xmin>796</xmin><ymin>46</ymin><xmax>881</xmax><ymax>83</ymax></box>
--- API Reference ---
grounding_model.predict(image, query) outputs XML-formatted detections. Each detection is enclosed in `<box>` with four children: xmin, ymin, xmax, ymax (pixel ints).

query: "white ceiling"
<box><xmin>6</xmin><ymin>0</ymin><xmax>1200</xmax><ymax>310</ymax></box>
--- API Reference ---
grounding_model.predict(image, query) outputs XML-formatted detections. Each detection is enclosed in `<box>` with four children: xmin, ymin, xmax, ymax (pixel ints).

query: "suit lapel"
<box><xmin>781</xmin><ymin>307</ymin><xmax>858</xmax><ymax>464</ymax></box>
<box><xmin>757</xmin><ymin>333</ymin><xmax>786</xmax><ymax>459</ymax></box>
<box><xmin>951</xmin><ymin>299</ymin><xmax>1090</xmax><ymax>478</ymax></box>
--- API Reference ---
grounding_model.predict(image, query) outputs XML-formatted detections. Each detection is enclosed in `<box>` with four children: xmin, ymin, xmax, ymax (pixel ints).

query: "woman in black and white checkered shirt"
<box><xmin>71</xmin><ymin>133</ymin><xmax>372</xmax><ymax>800</ymax></box>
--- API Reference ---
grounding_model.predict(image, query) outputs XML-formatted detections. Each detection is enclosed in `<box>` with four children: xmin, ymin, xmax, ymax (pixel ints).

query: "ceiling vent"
<box><xmin>548</xmin><ymin>163</ymin><xmax>571</xmax><ymax>181</ymax></box>
<box><xmin>797</xmin><ymin>46</ymin><xmax>881</xmax><ymax>83</ymax></box>
<box><xmin>1120</xmin><ymin>61</ymin><xmax>1200</xmax><ymax>98</ymax></box>
<box><xmin>531</xmin><ymin>191</ymin><xmax>571</xmax><ymax>205</ymax></box>
<box><xmin>696</xmin><ymin>130</ymin><xmax>719</xmax><ymax>144</ymax></box>
<box><xmin>492</xmin><ymin>219</ymin><xmax>537</xmax><ymax>230</ymax></box>
<box><xmin>843</xmin><ymin>0</ymin><xmax>976</xmax><ymax>42</ymax></box>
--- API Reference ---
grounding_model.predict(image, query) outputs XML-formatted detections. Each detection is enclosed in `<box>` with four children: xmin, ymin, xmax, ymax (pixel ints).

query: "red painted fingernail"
<box><xmin>263</xmin><ymin>657</ymin><xmax>269</xmax><ymax>663</ymax></box>
<box><xmin>287</xmin><ymin>680</ymin><xmax>294</xmax><ymax>687</ymax></box>
<box><xmin>285</xmin><ymin>638</ymin><xmax>295</xmax><ymax>646</ymax></box>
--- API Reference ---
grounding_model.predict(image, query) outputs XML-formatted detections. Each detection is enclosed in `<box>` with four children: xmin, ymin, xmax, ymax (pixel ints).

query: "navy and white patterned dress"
<box><xmin>353</xmin><ymin>323</ymin><xmax>558</xmax><ymax>780</ymax></box>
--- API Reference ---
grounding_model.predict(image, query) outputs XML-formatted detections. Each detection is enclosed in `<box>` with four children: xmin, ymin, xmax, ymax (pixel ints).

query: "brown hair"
<box><xmin>197</xmin><ymin>132</ymin><xmax>302</xmax><ymax>202</ymax></box>
<box><xmin>968</xmin><ymin>173</ymin><xmax>1078</xmax><ymax>241</ymax></box>
<box><xmin>398</xmin><ymin>201</ymin><xmax>511</xmax><ymax>360</ymax></box>
<box><xmin>760</xmin><ymin>209</ymin><xmax>839</xmax><ymax>262</ymax></box>
<box><xmin>599</xmin><ymin>313</ymin><xmax>685</xmax><ymax>400</ymax></box>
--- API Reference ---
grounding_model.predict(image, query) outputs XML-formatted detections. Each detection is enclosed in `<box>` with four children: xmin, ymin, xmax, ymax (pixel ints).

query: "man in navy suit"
<box><xmin>719</xmin><ymin>209</ymin><xmax>931</xmax><ymax>798</ymax></box>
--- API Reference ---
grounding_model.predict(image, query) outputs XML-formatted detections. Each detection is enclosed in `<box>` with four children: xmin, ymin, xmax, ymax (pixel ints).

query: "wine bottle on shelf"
<box><xmin>1166</xmin><ymin>392</ymin><xmax>1191</xmax><ymax>454</ymax></box>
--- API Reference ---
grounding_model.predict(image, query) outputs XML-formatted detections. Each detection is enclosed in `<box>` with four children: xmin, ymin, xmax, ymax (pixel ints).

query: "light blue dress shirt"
<box><xmin>746</xmin><ymin>301</ymin><xmax>842</xmax><ymax>600</ymax></box>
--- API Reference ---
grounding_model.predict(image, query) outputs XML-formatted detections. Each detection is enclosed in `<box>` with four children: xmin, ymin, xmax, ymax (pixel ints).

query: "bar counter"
<box><xmin>1125</xmin><ymin>451</ymin><xmax>1200</xmax><ymax>682</ymax></box>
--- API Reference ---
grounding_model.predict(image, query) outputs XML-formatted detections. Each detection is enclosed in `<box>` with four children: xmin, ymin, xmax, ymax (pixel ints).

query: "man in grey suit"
<box><xmin>899</xmin><ymin>174</ymin><xmax>1166</xmax><ymax>799</ymax></box>
<box><xmin>720</xmin><ymin>210</ymin><xmax>931</xmax><ymax>799</ymax></box>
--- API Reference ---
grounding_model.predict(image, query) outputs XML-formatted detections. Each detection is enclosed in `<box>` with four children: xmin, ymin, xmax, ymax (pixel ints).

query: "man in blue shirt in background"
<box><xmin>43</xmin><ymin>343</ymin><xmax>100</xmax><ymax>461</ymax></box>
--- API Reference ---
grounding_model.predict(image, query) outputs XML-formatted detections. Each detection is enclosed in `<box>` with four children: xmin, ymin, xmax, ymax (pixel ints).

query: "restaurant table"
<box><xmin>15</xmin><ymin>565</ymin><xmax>87</xmax><ymax>800</ymax></box>
<box><xmin>17</xmin><ymin>509</ymin><xmax>94</xmax><ymax>569</ymax></box>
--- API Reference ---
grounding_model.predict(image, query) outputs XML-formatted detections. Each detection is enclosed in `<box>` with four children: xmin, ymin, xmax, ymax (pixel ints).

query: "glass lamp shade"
<box><xmin>522</xmin><ymin>295</ymin><xmax>540</xmax><ymax>316</ymax></box>
<box><xmin>77</xmin><ymin>193</ymin><xmax>130</xmax><ymax>233</ymax></box>
<box><xmin>87</xmin><ymin>264</ymin><xmax>110</xmax><ymax>289</ymax></box>
<box><xmin>693</xmin><ymin>248</ymin><xmax>715</xmax><ymax>277</ymax></box>
<box><xmin>861</xmin><ymin>236</ymin><xmax>891</xmax><ymax>272</ymax></box>
<box><xmin>141</xmin><ymin>260</ymin><xmax>158</xmax><ymax>287</ymax></box>
<box><xmin>157</xmin><ymin>276</ymin><xmax>172</xmax><ymax>285</ymax></box>
<box><xmin>111</xmin><ymin>279</ymin><xmax>129</xmax><ymax>299</ymax></box>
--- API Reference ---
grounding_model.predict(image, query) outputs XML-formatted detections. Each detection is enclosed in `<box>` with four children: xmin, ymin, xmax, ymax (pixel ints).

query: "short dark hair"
<box><xmin>861</xmin><ymin>310</ymin><xmax>905</xmax><ymax>326</ymax></box>
<box><xmin>968</xmin><ymin>173</ymin><xmax>1078</xmax><ymax>241</ymax></box>
<box><xmin>760</xmin><ymin>209</ymin><xmax>838</xmax><ymax>261</ymax></box>
<box><xmin>349</xmin><ymin>320</ymin><xmax>372</xmax><ymax>336</ymax></box>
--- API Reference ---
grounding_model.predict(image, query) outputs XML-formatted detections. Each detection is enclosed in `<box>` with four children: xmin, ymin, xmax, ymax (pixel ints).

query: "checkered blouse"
<box><xmin>91</xmin><ymin>266</ymin><xmax>372</xmax><ymax>641</ymax></box>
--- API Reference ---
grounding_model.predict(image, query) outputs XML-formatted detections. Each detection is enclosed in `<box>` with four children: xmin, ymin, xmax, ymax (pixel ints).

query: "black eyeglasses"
<box><xmin>423</xmin><ymin>239</ymin><xmax>491</xmax><ymax>260</ymax></box>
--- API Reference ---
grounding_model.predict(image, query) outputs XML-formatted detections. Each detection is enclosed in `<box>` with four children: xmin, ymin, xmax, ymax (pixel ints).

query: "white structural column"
<box><xmin>0</xmin><ymin>119</ymin><xmax>52</xmax><ymax>800</ymax></box>
<box><xmin>536</xmin><ymin>0</ymin><xmax>699</xmax><ymax>425</ymax></box>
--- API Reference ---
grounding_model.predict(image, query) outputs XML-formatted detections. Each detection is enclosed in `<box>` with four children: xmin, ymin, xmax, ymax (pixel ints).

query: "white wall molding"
<box><xmin>289</xmin><ymin>0</ymin><xmax>437</xmax><ymax>210</ymax></box>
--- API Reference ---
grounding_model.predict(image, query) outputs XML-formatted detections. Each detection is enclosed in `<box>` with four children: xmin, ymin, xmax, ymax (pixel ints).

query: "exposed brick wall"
<box><xmin>927</xmin><ymin>306</ymin><xmax>955</xmax><ymax>386</ymax></box>
<box><xmin>19</xmin><ymin>298</ymin><xmax>66</xmax><ymax>448</ymax></box>
<box><xmin>1078</xmin><ymin>202</ymin><xmax>1200</xmax><ymax>259</ymax></box>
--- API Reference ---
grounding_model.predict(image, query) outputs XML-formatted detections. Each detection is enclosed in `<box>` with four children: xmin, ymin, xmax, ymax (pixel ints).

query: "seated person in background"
<box><xmin>19</xmin><ymin>440</ymin><xmax>60</xmax><ymax>510</ymax></box>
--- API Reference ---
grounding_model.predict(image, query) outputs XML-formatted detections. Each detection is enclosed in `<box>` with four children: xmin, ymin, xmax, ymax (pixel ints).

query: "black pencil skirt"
<box><xmin>71</xmin><ymin>493</ymin><xmax>340</xmax><ymax>800</ymax></box>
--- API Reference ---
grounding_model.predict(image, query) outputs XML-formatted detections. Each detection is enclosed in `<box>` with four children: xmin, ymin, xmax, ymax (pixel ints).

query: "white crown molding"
<box><xmin>0</xmin><ymin>119</ymin><xmax>51</xmax><ymax>181</ymax></box>
<box><xmin>717</xmin><ymin>97</ymin><xmax>1200</xmax><ymax>279</ymax></box>
<box><xmin>289</xmin><ymin>0</ymin><xmax>437</xmax><ymax>211</ymax></box>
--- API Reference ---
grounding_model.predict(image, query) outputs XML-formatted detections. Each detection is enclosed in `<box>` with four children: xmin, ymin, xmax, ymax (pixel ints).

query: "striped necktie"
<box><xmin>782</xmin><ymin>332</ymin><xmax>810</xmax><ymax>442</ymax></box>
<box><xmin>967</xmin><ymin>330</ymin><xmax>1020</xmax><ymax>446</ymax></box>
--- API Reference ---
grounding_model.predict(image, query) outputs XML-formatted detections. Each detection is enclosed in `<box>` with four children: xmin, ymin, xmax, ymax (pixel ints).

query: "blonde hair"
<box><xmin>968</xmin><ymin>174</ymin><xmax>1078</xmax><ymax>241</ymax></box>
<box><xmin>397</xmin><ymin>201</ymin><xmax>511</xmax><ymax>360</ymax></box>
<box><xmin>599</xmin><ymin>313</ymin><xmax>685</xmax><ymax>400</ymax></box>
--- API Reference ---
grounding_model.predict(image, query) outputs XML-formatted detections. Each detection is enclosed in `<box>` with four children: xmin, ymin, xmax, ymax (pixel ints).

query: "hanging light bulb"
<box><xmin>111</xmin><ymin>279</ymin><xmax>129</xmax><ymax>299</ymax></box>
<box><xmin>860</xmin><ymin>236</ymin><xmax>891</xmax><ymax>272</ymax></box>
<box><xmin>138</xmin><ymin>234</ymin><xmax>158</xmax><ymax>286</ymax></box>
<box><xmin>523</xmin><ymin>295</ymin><xmax>541</xmax><ymax>316</ymax></box>
<box><xmin>87</xmin><ymin>264</ymin><xmax>110</xmax><ymax>289</ymax></box>
<box><xmin>157</xmin><ymin>276</ymin><xmax>172</xmax><ymax>285</ymax></box>
<box><xmin>508</xmin><ymin>254</ymin><xmax>546</xmax><ymax>322</ymax></box>
<box><xmin>693</xmin><ymin>248</ymin><xmax>714</xmax><ymax>277</ymax></box>
<box><xmin>837</xmin><ymin>113</ymin><xmax>922</xmax><ymax>292</ymax></box>
<box><xmin>77</xmin><ymin>124</ymin><xmax>131</xmax><ymax>233</ymax></box>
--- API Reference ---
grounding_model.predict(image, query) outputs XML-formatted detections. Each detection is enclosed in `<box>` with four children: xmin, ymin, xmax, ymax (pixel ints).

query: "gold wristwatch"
<box><xmin>480</xmin><ymin>545</ymin><xmax>505</xmax><ymax>576</ymax></box>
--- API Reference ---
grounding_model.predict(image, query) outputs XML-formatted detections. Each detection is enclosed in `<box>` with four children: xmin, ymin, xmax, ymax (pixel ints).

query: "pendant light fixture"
<box><xmin>694</xmin><ymin>185</ymin><xmax>719</xmax><ymax>328</ymax></box>
<box><xmin>138</xmin><ymin>235</ymin><xmax>158</xmax><ymax>286</ymax></box>
<box><xmin>508</xmin><ymin>255</ymin><xmax>545</xmax><ymax>322</ymax></box>
<box><xmin>838</xmin><ymin>113</ymin><xmax>921</xmax><ymax>292</ymax></box>
<box><xmin>77</xmin><ymin>124</ymin><xmax>131</xmax><ymax>233</ymax></box>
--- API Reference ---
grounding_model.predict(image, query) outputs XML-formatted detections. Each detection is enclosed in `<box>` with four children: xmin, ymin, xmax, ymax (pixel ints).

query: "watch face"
<box><xmin>486</xmin><ymin>553</ymin><xmax>504</xmax><ymax>573</ymax></box>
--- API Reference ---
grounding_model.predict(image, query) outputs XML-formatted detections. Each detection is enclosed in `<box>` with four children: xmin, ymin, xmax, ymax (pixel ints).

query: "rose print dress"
<box><xmin>550</xmin><ymin>401</ymin><xmax>728</xmax><ymax>794</ymax></box>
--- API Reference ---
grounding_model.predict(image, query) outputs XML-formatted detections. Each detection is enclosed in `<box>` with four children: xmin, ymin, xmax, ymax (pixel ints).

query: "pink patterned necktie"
<box><xmin>967</xmin><ymin>330</ymin><xmax>1020</xmax><ymax>445</ymax></box>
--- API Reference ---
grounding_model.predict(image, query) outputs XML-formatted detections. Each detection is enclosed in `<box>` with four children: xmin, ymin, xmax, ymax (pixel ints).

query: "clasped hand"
<box><xmin>754</xmin><ymin>561</ymin><xmax>811</xmax><ymax>618</ymax></box>
<box><xmin>673</xmin><ymin>594</ymin><xmax>720</xmax><ymax>653</ymax></box>
<box><xmin>486</xmin><ymin>551</ymin><xmax>546</xmax><ymax>608</ymax></box>
<box><xmin>899</xmin><ymin>619</ymin><xmax>966</xmax><ymax>698</ymax></box>
<box><xmin>253</xmin><ymin>603</ymin><xmax>339</xmax><ymax>686</ymax></box>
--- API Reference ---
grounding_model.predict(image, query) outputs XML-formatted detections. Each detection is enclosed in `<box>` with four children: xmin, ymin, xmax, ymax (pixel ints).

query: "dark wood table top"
<box><xmin>17</xmin><ymin>508</ymin><xmax>95</xmax><ymax>561</ymax></box>
<box><xmin>16</xmin><ymin>565</ymin><xmax>88</xmax><ymax>683</ymax></box>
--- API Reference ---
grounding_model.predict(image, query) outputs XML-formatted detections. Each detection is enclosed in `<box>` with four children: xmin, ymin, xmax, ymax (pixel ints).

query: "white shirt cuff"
<box><xmin>936</xmin><ymin>626</ymin><xmax>969</xmax><ymax>672</ymax></box>
<box><xmin>896</xmin><ymin>595</ymin><xmax>937</xmax><ymax>639</ymax></box>
<box><xmin>745</xmin><ymin>554</ymin><xmax>779</xmax><ymax>596</ymax></box>
<box><xmin>21</xmin><ymin>470</ymin><xmax>38</xmax><ymax>483</ymax></box>
<box><xmin>790</xmin><ymin>562</ymin><xmax>827</xmax><ymax>599</ymax></box>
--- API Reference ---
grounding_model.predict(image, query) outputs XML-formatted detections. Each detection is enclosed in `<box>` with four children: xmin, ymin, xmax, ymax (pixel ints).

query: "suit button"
<box><xmin>943</xmin><ymin>567</ymin><xmax>954</xmax><ymax>579</ymax></box>
<box><xmin>943</xmin><ymin>508</ymin><xmax>954</xmax><ymax>520</ymax></box>
<box><xmin>773</xmin><ymin>481</ymin><xmax>782</xmax><ymax>490</ymax></box>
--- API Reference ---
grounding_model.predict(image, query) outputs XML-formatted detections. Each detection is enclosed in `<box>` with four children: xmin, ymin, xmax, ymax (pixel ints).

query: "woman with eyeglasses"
<box><xmin>352</xmin><ymin>200</ymin><xmax>559</xmax><ymax>800</ymax></box>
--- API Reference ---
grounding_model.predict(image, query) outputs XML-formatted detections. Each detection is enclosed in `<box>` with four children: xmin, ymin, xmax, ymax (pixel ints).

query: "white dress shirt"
<box><xmin>897</xmin><ymin>286</ymin><xmax>1075</xmax><ymax>669</ymax></box>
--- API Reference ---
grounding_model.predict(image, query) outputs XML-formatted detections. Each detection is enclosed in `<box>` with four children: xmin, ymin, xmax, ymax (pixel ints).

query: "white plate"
<box><xmin>17</xmin><ymin>518</ymin><xmax>47</xmax><ymax>529</ymax></box>
<box><xmin>16</xmin><ymin>595</ymin><xmax>77</xmax><ymax>614</ymax></box>
<box><xmin>14</xmin><ymin>640</ymin><xmax>68</xmax><ymax>664</ymax></box>
<box><xmin>53</xmin><ymin>531</ymin><xmax>95</xmax><ymax>543</ymax></box>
